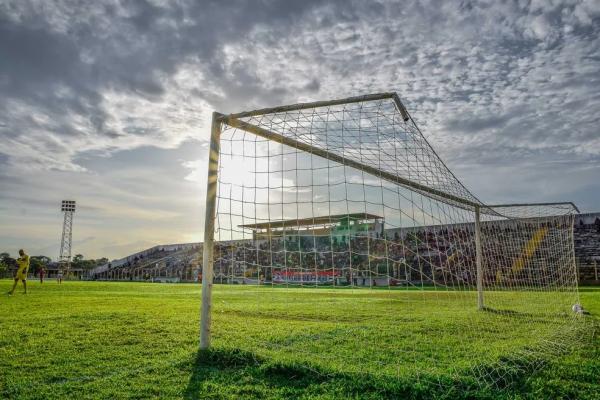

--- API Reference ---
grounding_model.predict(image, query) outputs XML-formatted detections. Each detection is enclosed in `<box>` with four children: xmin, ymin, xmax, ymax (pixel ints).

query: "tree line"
<box><xmin>0</xmin><ymin>252</ymin><xmax>108</xmax><ymax>278</ymax></box>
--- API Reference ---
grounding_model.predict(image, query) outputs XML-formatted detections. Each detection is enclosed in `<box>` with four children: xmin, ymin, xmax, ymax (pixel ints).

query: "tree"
<box><xmin>70</xmin><ymin>254</ymin><xmax>109</xmax><ymax>271</ymax></box>
<box><xmin>96</xmin><ymin>257</ymin><xmax>109</xmax><ymax>265</ymax></box>
<box><xmin>71</xmin><ymin>254</ymin><xmax>85</xmax><ymax>270</ymax></box>
<box><xmin>30</xmin><ymin>256</ymin><xmax>51</xmax><ymax>275</ymax></box>
<box><xmin>0</xmin><ymin>252</ymin><xmax>16</xmax><ymax>278</ymax></box>
<box><xmin>0</xmin><ymin>253</ymin><xmax>8</xmax><ymax>277</ymax></box>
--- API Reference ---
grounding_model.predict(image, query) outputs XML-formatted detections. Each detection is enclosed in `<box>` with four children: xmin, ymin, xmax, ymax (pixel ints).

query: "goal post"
<box><xmin>475</xmin><ymin>205</ymin><xmax>484</xmax><ymax>310</ymax></box>
<box><xmin>198</xmin><ymin>92</ymin><xmax>583</xmax><ymax>388</ymax></box>
<box><xmin>200</xmin><ymin>112</ymin><xmax>221</xmax><ymax>349</ymax></box>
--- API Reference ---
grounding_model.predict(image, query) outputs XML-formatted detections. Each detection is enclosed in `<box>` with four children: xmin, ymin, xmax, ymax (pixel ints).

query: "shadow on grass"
<box><xmin>182</xmin><ymin>347</ymin><xmax>549</xmax><ymax>400</ymax></box>
<box><xmin>480</xmin><ymin>306</ymin><xmax>579</xmax><ymax>323</ymax></box>
<box><xmin>481</xmin><ymin>306</ymin><xmax>524</xmax><ymax>315</ymax></box>
<box><xmin>183</xmin><ymin>348</ymin><xmax>334</xmax><ymax>400</ymax></box>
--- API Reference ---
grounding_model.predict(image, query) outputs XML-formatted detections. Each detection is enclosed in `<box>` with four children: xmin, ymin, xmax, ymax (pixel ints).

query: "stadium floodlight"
<box><xmin>59</xmin><ymin>200</ymin><xmax>76</xmax><ymax>276</ymax></box>
<box><xmin>61</xmin><ymin>200</ymin><xmax>76</xmax><ymax>212</ymax></box>
<box><xmin>200</xmin><ymin>92</ymin><xmax>584</xmax><ymax>389</ymax></box>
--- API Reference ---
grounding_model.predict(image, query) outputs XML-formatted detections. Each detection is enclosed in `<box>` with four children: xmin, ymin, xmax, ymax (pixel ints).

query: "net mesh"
<box><xmin>206</xmin><ymin>94</ymin><xmax>584</xmax><ymax>391</ymax></box>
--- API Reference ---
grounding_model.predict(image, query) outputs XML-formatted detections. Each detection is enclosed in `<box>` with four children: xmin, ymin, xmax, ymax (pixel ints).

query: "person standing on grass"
<box><xmin>57</xmin><ymin>270</ymin><xmax>63</xmax><ymax>284</ymax></box>
<box><xmin>8</xmin><ymin>249</ymin><xmax>30</xmax><ymax>295</ymax></box>
<box><xmin>39</xmin><ymin>267</ymin><xmax>45</xmax><ymax>284</ymax></box>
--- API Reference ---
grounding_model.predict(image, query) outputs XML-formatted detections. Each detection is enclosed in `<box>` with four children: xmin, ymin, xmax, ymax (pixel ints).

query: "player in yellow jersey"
<box><xmin>8</xmin><ymin>249</ymin><xmax>30</xmax><ymax>295</ymax></box>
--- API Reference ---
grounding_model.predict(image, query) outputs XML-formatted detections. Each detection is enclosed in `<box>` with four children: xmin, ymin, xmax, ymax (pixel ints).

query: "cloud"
<box><xmin>181</xmin><ymin>158</ymin><xmax>206</xmax><ymax>183</ymax></box>
<box><xmin>0</xmin><ymin>0</ymin><xmax>325</xmax><ymax>172</ymax></box>
<box><xmin>0</xmin><ymin>0</ymin><xmax>599</xmax><ymax>257</ymax></box>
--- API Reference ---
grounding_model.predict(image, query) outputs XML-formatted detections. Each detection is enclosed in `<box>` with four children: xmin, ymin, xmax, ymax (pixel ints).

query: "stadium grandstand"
<box><xmin>89</xmin><ymin>212</ymin><xmax>600</xmax><ymax>285</ymax></box>
<box><xmin>91</xmin><ymin>243</ymin><xmax>201</xmax><ymax>282</ymax></box>
<box><xmin>575</xmin><ymin>212</ymin><xmax>600</xmax><ymax>284</ymax></box>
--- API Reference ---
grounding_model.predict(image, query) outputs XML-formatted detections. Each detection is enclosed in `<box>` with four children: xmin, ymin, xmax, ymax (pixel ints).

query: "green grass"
<box><xmin>0</xmin><ymin>280</ymin><xmax>597</xmax><ymax>399</ymax></box>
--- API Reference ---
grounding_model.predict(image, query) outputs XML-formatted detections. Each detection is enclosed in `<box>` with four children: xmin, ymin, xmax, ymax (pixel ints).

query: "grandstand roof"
<box><xmin>239</xmin><ymin>213</ymin><xmax>382</xmax><ymax>231</ymax></box>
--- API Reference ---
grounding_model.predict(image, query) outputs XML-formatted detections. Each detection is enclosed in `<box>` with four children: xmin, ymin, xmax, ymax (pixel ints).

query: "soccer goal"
<box><xmin>200</xmin><ymin>92</ymin><xmax>583</xmax><ymax>389</ymax></box>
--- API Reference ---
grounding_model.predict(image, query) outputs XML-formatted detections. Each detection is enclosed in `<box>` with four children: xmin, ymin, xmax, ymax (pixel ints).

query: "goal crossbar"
<box><xmin>226</xmin><ymin>92</ymin><xmax>410</xmax><ymax>121</ymax></box>
<box><xmin>487</xmin><ymin>202</ymin><xmax>579</xmax><ymax>212</ymax></box>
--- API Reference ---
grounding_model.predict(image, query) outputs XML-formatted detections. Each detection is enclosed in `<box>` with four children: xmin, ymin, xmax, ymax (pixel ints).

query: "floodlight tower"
<box><xmin>59</xmin><ymin>200</ymin><xmax>76</xmax><ymax>276</ymax></box>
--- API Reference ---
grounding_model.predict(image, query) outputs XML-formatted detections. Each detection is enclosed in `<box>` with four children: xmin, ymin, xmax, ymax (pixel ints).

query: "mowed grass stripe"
<box><xmin>0</xmin><ymin>280</ymin><xmax>597</xmax><ymax>399</ymax></box>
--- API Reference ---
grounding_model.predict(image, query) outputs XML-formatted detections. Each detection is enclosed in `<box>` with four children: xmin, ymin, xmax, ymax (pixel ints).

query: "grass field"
<box><xmin>0</xmin><ymin>280</ymin><xmax>598</xmax><ymax>399</ymax></box>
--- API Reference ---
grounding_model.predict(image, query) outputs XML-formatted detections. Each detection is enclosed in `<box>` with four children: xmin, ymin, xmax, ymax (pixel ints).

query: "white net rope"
<box><xmin>208</xmin><ymin>94</ymin><xmax>584</xmax><ymax>391</ymax></box>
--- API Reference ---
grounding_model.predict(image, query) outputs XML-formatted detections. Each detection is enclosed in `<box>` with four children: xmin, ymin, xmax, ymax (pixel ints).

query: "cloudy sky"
<box><xmin>1</xmin><ymin>0</ymin><xmax>599</xmax><ymax>260</ymax></box>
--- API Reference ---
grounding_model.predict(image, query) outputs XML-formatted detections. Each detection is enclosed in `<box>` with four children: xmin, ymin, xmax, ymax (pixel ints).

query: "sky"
<box><xmin>1</xmin><ymin>0</ymin><xmax>599</xmax><ymax>260</ymax></box>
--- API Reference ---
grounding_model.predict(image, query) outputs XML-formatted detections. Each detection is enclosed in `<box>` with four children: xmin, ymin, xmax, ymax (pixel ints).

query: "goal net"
<box><xmin>200</xmin><ymin>92</ymin><xmax>584</xmax><ymax>391</ymax></box>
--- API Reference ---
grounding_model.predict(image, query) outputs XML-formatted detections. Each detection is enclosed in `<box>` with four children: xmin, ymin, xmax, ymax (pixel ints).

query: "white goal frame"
<box><xmin>199</xmin><ymin>92</ymin><xmax>579</xmax><ymax>349</ymax></box>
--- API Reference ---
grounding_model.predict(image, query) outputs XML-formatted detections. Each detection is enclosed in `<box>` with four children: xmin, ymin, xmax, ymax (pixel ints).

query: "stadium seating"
<box><xmin>89</xmin><ymin>213</ymin><xmax>600</xmax><ymax>285</ymax></box>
